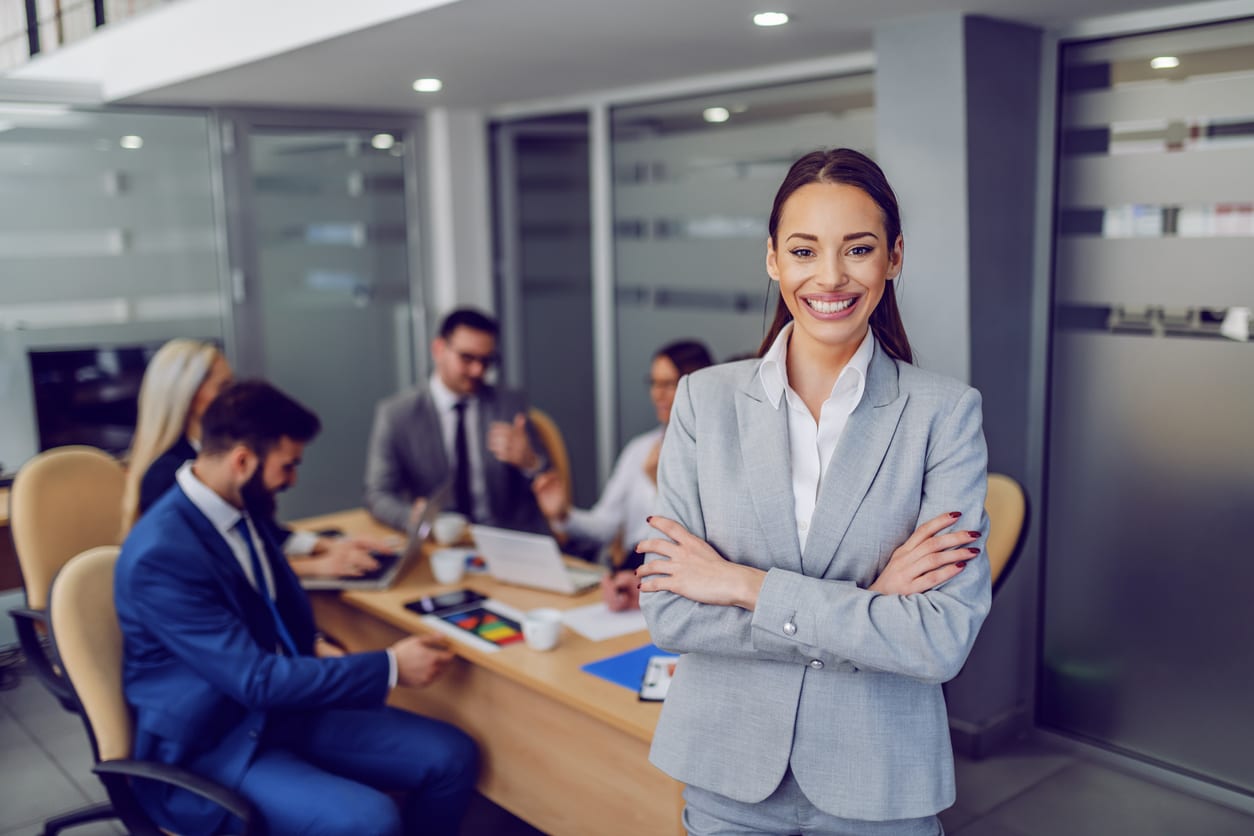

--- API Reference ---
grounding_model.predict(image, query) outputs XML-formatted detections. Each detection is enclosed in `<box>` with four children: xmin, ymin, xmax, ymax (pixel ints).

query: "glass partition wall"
<box><xmin>0</xmin><ymin>106</ymin><xmax>225</xmax><ymax>476</ymax></box>
<box><xmin>609</xmin><ymin>74</ymin><xmax>875</xmax><ymax>447</ymax></box>
<box><xmin>238</xmin><ymin>124</ymin><xmax>422</xmax><ymax>517</ymax></box>
<box><xmin>1043</xmin><ymin>18</ymin><xmax>1254</xmax><ymax>795</ymax></box>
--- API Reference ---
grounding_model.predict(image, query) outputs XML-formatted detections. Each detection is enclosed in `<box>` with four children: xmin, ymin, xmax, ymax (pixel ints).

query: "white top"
<box><xmin>564</xmin><ymin>426</ymin><xmax>663</xmax><ymax>550</ymax></box>
<box><xmin>175</xmin><ymin>462</ymin><xmax>395</xmax><ymax>684</ymax></box>
<box><xmin>756</xmin><ymin>323</ymin><xmax>873</xmax><ymax>552</ymax></box>
<box><xmin>429</xmin><ymin>372</ymin><xmax>489</xmax><ymax>521</ymax></box>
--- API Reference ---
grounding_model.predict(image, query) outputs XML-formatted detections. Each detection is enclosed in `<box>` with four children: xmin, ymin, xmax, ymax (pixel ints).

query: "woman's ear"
<box><xmin>887</xmin><ymin>234</ymin><xmax>904</xmax><ymax>280</ymax></box>
<box><xmin>765</xmin><ymin>237</ymin><xmax>780</xmax><ymax>283</ymax></box>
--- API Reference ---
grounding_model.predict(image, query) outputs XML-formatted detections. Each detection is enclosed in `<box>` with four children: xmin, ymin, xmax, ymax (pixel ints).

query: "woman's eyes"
<box><xmin>788</xmin><ymin>244</ymin><xmax>874</xmax><ymax>258</ymax></box>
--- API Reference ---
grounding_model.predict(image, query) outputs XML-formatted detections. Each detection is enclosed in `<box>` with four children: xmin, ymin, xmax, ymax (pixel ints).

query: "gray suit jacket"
<box><xmin>641</xmin><ymin>340</ymin><xmax>991</xmax><ymax>821</ymax></box>
<box><xmin>363</xmin><ymin>383</ymin><xmax>549</xmax><ymax>534</ymax></box>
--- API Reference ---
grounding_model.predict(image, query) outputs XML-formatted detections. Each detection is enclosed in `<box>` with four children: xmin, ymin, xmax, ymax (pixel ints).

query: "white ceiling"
<box><xmin>32</xmin><ymin>0</ymin><xmax>1233</xmax><ymax>112</ymax></box>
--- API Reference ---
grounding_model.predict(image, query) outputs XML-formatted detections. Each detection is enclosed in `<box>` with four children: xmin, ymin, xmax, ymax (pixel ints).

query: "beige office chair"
<box><xmin>984</xmin><ymin>473</ymin><xmax>1028</xmax><ymax>593</ymax></box>
<box><xmin>528</xmin><ymin>408</ymin><xmax>572</xmax><ymax>507</ymax></box>
<box><xmin>9</xmin><ymin>445</ymin><xmax>127</xmax><ymax>710</ymax></box>
<box><xmin>49</xmin><ymin>546</ymin><xmax>258</xmax><ymax>836</ymax></box>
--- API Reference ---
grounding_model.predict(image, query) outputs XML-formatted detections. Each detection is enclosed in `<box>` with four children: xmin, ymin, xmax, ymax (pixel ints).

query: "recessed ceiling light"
<box><xmin>412</xmin><ymin>77</ymin><xmax>443</xmax><ymax>93</ymax></box>
<box><xmin>1150</xmin><ymin>56</ymin><xmax>1180</xmax><ymax>69</ymax></box>
<box><xmin>371</xmin><ymin>133</ymin><xmax>395</xmax><ymax>150</ymax></box>
<box><xmin>703</xmin><ymin>107</ymin><xmax>731</xmax><ymax>123</ymax></box>
<box><xmin>753</xmin><ymin>11</ymin><xmax>790</xmax><ymax>27</ymax></box>
<box><xmin>119</xmin><ymin>135</ymin><xmax>143</xmax><ymax>150</ymax></box>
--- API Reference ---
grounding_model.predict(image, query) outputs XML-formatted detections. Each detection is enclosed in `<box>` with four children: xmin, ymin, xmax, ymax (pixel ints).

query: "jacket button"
<box><xmin>783</xmin><ymin>621</ymin><xmax>797</xmax><ymax>636</ymax></box>
<box><xmin>809</xmin><ymin>659</ymin><xmax>824</xmax><ymax>670</ymax></box>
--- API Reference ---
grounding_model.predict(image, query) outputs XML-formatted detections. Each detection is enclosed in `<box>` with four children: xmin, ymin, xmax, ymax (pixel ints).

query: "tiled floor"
<box><xmin>2</xmin><ymin>654</ymin><xmax>1251</xmax><ymax>836</ymax></box>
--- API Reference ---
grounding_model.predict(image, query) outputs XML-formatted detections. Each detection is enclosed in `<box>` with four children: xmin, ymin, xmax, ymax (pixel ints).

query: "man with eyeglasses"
<box><xmin>364</xmin><ymin>308</ymin><xmax>550</xmax><ymax>534</ymax></box>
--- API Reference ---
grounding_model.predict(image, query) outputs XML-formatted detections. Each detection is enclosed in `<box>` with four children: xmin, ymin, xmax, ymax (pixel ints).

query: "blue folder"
<box><xmin>580</xmin><ymin>643</ymin><xmax>677</xmax><ymax>691</ymax></box>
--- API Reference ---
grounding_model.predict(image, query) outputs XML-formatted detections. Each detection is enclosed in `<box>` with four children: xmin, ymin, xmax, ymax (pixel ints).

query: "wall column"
<box><xmin>875</xmin><ymin>13</ymin><xmax>1044</xmax><ymax>756</ymax></box>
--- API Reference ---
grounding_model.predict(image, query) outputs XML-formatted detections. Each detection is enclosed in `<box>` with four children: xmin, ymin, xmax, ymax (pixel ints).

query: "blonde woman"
<box><xmin>123</xmin><ymin>339</ymin><xmax>388</xmax><ymax>583</ymax></box>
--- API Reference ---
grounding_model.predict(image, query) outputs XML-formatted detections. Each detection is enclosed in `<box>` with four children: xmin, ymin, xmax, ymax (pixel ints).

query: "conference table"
<box><xmin>293</xmin><ymin>508</ymin><xmax>684</xmax><ymax>836</ymax></box>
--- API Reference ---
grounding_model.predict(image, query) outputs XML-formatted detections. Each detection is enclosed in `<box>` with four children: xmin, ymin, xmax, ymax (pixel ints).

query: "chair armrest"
<box><xmin>9</xmin><ymin>606</ymin><xmax>76</xmax><ymax>710</ymax></box>
<box><xmin>94</xmin><ymin>760</ymin><xmax>258</xmax><ymax>835</ymax></box>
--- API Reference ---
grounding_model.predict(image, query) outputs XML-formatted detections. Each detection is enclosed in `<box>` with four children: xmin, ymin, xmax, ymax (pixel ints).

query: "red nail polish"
<box><xmin>948</xmin><ymin>512</ymin><xmax>962</xmax><ymax>519</ymax></box>
<box><xmin>646</xmin><ymin>515</ymin><xmax>653</xmax><ymax>522</ymax></box>
<box><xmin>967</xmin><ymin>531</ymin><xmax>981</xmax><ymax>538</ymax></box>
<box><xmin>956</xmin><ymin>562</ymin><xmax>967</xmax><ymax>569</ymax></box>
<box><xmin>967</xmin><ymin>547</ymin><xmax>980</xmax><ymax>555</ymax></box>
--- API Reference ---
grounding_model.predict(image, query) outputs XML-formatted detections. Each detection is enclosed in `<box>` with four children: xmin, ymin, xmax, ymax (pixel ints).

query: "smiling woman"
<box><xmin>637</xmin><ymin>148</ymin><xmax>992</xmax><ymax>834</ymax></box>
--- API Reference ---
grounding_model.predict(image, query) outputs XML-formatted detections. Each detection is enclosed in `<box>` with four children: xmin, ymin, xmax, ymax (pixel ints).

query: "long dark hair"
<box><xmin>756</xmin><ymin>149</ymin><xmax>912</xmax><ymax>364</ymax></box>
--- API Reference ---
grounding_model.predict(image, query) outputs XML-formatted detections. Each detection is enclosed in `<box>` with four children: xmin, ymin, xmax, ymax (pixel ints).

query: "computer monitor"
<box><xmin>26</xmin><ymin>341</ymin><xmax>190</xmax><ymax>455</ymax></box>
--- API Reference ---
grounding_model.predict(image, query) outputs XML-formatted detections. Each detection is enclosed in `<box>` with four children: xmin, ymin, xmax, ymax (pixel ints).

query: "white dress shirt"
<box><xmin>757</xmin><ymin>323</ymin><xmax>873</xmax><ymax>552</ymax></box>
<box><xmin>175</xmin><ymin>462</ymin><xmax>396</xmax><ymax>685</ymax></box>
<box><xmin>560</xmin><ymin>426</ymin><xmax>662</xmax><ymax>551</ymax></box>
<box><xmin>429</xmin><ymin>373</ymin><xmax>490</xmax><ymax>522</ymax></box>
<box><xmin>176</xmin><ymin>461</ymin><xmax>276</xmax><ymax>596</ymax></box>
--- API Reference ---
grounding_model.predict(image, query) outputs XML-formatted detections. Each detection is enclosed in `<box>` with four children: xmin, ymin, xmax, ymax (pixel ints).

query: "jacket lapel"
<box><xmin>736</xmin><ymin>370</ymin><xmax>803</xmax><ymax>574</ymax></box>
<box><xmin>171</xmin><ymin>488</ymin><xmax>281</xmax><ymax>647</ymax></box>
<box><xmin>803</xmin><ymin>342</ymin><xmax>908</xmax><ymax>577</ymax></box>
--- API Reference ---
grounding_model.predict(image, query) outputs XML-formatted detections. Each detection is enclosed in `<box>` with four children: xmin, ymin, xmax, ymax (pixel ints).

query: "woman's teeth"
<box><xmin>806</xmin><ymin>297</ymin><xmax>854</xmax><ymax>314</ymax></box>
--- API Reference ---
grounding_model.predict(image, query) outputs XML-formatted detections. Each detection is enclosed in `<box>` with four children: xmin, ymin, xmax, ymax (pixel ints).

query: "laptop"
<box><xmin>469</xmin><ymin>524</ymin><xmax>605</xmax><ymax>595</ymax></box>
<box><xmin>301</xmin><ymin>481</ymin><xmax>452</xmax><ymax>591</ymax></box>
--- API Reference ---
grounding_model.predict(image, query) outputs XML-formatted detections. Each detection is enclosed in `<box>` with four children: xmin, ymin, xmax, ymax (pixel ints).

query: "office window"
<box><xmin>609</xmin><ymin>74</ymin><xmax>874</xmax><ymax>445</ymax></box>
<box><xmin>1042</xmin><ymin>17</ymin><xmax>1254</xmax><ymax>794</ymax></box>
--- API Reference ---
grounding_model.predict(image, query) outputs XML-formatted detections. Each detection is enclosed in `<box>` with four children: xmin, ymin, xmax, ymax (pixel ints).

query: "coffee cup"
<box><xmin>521</xmin><ymin>608</ymin><xmax>563</xmax><ymax>651</ymax></box>
<box><xmin>430</xmin><ymin>548</ymin><xmax>468</xmax><ymax>584</ymax></box>
<box><xmin>432</xmin><ymin>512</ymin><xmax>468</xmax><ymax>545</ymax></box>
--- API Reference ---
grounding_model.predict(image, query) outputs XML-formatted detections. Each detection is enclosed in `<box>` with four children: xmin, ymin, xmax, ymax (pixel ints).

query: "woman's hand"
<box><xmin>868</xmin><ymin>511</ymin><xmax>980</xmax><ymax>595</ymax></box>
<box><xmin>635</xmin><ymin>516</ymin><xmax>765</xmax><ymax>610</ymax></box>
<box><xmin>530</xmin><ymin>470</ymin><xmax>570</xmax><ymax>522</ymax></box>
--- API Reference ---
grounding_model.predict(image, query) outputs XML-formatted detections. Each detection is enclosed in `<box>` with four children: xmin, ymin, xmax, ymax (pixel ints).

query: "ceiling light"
<box><xmin>119</xmin><ymin>135</ymin><xmax>143</xmax><ymax>150</ymax></box>
<box><xmin>371</xmin><ymin>133</ymin><xmax>395</xmax><ymax>150</ymax></box>
<box><xmin>703</xmin><ymin>107</ymin><xmax>731</xmax><ymax>124</ymax></box>
<box><xmin>753</xmin><ymin>12</ymin><xmax>790</xmax><ymax>27</ymax></box>
<box><xmin>1150</xmin><ymin>56</ymin><xmax>1180</xmax><ymax>69</ymax></box>
<box><xmin>412</xmin><ymin>77</ymin><xmax>443</xmax><ymax>93</ymax></box>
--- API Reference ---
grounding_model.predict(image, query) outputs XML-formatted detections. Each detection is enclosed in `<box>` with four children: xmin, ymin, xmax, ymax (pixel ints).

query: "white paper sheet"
<box><xmin>561</xmin><ymin>602</ymin><xmax>648</xmax><ymax>641</ymax></box>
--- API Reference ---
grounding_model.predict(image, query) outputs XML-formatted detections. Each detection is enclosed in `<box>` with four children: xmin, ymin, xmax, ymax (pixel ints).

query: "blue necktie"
<box><xmin>234</xmin><ymin>517</ymin><xmax>299</xmax><ymax>657</ymax></box>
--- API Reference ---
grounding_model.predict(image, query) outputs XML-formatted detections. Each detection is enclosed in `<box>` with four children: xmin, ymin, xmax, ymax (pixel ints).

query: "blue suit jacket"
<box><xmin>115</xmin><ymin>485</ymin><xmax>391</xmax><ymax>835</ymax></box>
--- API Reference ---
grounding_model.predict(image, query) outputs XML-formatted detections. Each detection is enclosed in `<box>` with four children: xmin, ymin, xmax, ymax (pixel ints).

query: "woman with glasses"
<box><xmin>532</xmin><ymin>340</ymin><xmax>714</xmax><ymax>611</ymax></box>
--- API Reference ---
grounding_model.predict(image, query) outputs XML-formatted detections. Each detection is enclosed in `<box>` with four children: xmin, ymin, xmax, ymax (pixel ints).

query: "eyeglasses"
<box><xmin>455</xmin><ymin>350</ymin><xmax>498</xmax><ymax>369</ymax></box>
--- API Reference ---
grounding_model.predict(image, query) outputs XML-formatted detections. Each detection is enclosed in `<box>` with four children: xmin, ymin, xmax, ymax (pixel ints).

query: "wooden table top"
<box><xmin>292</xmin><ymin>508</ymin><xmax>663</xmax><ymax>743</ymax></box>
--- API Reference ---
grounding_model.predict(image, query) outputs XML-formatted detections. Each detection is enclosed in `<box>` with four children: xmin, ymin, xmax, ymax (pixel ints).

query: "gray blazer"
<box><xmin>363</xmin><ymin>383</ymin><xmax>549</xmax><ymax>534</ymax></box>
<box><xmin>641</xmin><ymin>340</ymin><xmax>991</xmax><ymax>821</ymax></box>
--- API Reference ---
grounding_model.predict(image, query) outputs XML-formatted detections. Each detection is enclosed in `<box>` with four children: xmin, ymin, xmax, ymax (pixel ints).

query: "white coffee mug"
<box><xmin>430</xmin><ymin>548</ymin><xmax>467</xmax><ymax>584</ymax></box>
<box><xmin>521</xmin><ymin>608</ymin><xmax>563</xmax><ymax>651</ymax></box>
<box><xmin>432</xmin><ymin>512</ymin><xmax>469</xmax><ymax>545</ymax></box>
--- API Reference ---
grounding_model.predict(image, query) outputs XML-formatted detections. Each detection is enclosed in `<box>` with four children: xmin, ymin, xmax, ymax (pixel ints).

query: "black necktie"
<box><xmin>453</xmin><ymin>400</ymin><xmax>474</xmax><ymax>519</ymax></box>
<box><xmin>233</xmin><ymin>517</ymin><xmax>298</xmax><ymax>656</ymax></box>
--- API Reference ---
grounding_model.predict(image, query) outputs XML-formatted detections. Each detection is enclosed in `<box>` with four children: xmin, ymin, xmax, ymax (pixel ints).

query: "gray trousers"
<box><xmin>683</xmin><ymin>769</ymin><xmax>943</xmax><ymax>836</ymax></box>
